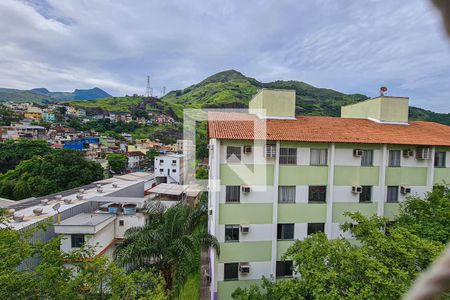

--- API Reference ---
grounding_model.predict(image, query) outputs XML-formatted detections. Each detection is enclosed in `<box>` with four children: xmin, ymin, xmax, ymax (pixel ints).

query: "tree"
<box><xmin>145</xmin><ymin>148</ymin><xmax>159</xmax><ymax>170</ymax></box>
<box><xmin>107</xmin><ymin>153</ymin><xmax>128</xmax><ymax>174</ymax></box>
<box><xmin>114</xmin><ymin>201</ymin><xmax>220</xmax><ymax>295</ymax></box>
<box><xmin>0</xmin><ymin>139</ymin><xmax>53</xmax><ymax>174</ymax></box>
<box><xmin>0</xmin><ymin>149</ymin><xmax>104</xmax><ymax>200</ymax></box>
<box><xmin>0</xmin><ymin>105</ymin><xmax>19</xmax><ymax>126</ymax></box>
<box><xmin>0</xmin><ymin>215</ymin><xmax>167</xmax><ymax>300</ymax></box>
<box><xmin>232</xmin><ymin>213</ymin><xmax>442</xmax><ymax>300</ymax></box>
<box><xmin>396</xmin><ymin>185</ymin><xmax>450</xmax><ymax>244</ymax></box>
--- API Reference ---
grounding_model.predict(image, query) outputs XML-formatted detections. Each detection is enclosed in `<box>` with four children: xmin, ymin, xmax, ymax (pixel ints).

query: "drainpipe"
<box><xmin>325</xmin><ymin>143</ymin><xmax>335</xmax><ymax>238</ymax></box>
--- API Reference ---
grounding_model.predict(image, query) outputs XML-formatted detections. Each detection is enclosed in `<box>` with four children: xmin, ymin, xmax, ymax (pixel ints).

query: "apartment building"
<box><xmin>207</xmin><ymin>89</ymin><xmax>450</xmax><ymax>299</ymax></box>
<box><xmin>154</xmin><ymin>154</ymin><xmax>184</xmax><ymax>184</ymax></box>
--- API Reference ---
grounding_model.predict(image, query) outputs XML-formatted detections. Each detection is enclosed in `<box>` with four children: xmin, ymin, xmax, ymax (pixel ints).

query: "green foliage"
<box><xmin>233</xmin><ymin>211</ymin><xmax>443</xmax><ymax>300</ymax></box>
<box><xmin>0</xmin><ymin>149</ymin><xmax>104</xmax><ymax>200</ymax></box>
<box><xmin>0</xmin><ymin>139</ymin><xmax>53</xmax><ymax>174</ymax></box>
<box><xmin>195</xmin><ymin>167</ymin><xmax>208</xmax><ymax>180</ymax></box>
<box><xmin>146</xmin><ymin>148</ymin><xmax>159</xmax><ymax>170</ymax></box>
<box><xmin>69</xmin><ymin>96</ymin><xmax>144</xmax><ymax>113</ymax></box>
<box><xmin>114</xmin><ymin>201</ymin><xmax>219</xmax><ymax>295</ymax></box>
<box><xmin>0</xmin><ymin>219</ymin><xmax>167</xmax><ymax>300</ymax></box>
<box><xmin>107</xmin><ymin>153</ymin><xmax>128</xmax><ymax>174</ymax></box>
<box><xmin>396</xmin><ymin>185</ymin><xmax>450</xmax><ymax>243</ymax></box>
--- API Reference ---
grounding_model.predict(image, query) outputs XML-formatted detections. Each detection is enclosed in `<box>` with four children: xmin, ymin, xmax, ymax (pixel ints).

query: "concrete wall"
<box><xmin>341</xmin><ymin>96</ymin><xmax>409</xmax><ymax>123</ymax></box>
<box><xmin>108</xmin><ymin>182</ymin><xmax>145</xmax><ymax>197</ymax></box>
<box><xmin>249</xmin><ymin>89</ymin><xmax>296</xmax><ymax>118</ymax></box>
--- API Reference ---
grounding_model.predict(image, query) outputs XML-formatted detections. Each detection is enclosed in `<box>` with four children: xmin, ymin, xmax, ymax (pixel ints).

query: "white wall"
<box><xmin>219</xmin><ymin>185</ymin><xmax>274</xmax><ymax>203</ymax></box>
<box><xmin>220</xmin><ymin>144</ymin><xmax>274</xmax><ymax>165</ymax></box>
<box><xmin>217</xmin><ymin>224</ymin><xmax>273</xmax><ymax>243</ymax></box>
<box><xmin>115</xmin><ymin>213</ymin><xmax>147</xmax><ymax>239</ymax></box>
<box><xmin>155</xmin><ymin>155</ymin><xmax>182</xmax><ymax>183</ymax></box>
<box><xmin>334</xmin><ymin>148</ymin><xmax>382</xmax><ymax>166</ymax></box>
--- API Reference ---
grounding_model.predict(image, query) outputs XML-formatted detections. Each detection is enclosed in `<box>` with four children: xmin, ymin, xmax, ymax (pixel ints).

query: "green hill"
<box><xmin>161</xmin><ymin>70</ymin><xmax>450</xmax><ymax>125</ymax></box>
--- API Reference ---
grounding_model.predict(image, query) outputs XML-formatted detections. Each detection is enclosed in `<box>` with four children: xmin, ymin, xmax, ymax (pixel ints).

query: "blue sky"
<box><xmin>0</xmin><ymin>0</ymin><xmax>449</xmax><ymax>112</ymax></box>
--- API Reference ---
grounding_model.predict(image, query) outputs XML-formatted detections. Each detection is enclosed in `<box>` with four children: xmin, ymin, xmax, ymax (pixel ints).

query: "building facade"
<box><xmin>207</xmin><ymin>89</ymin><xmax>450</xmax><ymax>299</ymax></box>
<box><xmin>154</xmin><ymin>154</ymin><xmax>184</xmax><ymax>184</ymax></box>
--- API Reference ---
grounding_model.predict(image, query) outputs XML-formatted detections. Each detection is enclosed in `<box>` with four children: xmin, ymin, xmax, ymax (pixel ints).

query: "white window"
<box><xmin>310</xmin><ymin>149</ymin><xmax>328</xmax><ymax>166</ymax></box>
<box><xmin>389</xmin><ymin>150</ymin><xmax>401</xmax><ymax>167</ymax></box>
<box><xmin>278</xmin><ymin>186</ymin><xmax>296</xmax><ymax>203</ymax></box>
<box><xmin>435</xmin><ymin>152</ymin><xmax>446</xmax><ymax>168</ymax></box>
<box><xmin>226</xmin><ymin>146</ymin><xmax>241</xmax><ymax>161</ymax></box>
<box><xmin>279</xmin><ymin>148</ymin><xmax>297</xmax><ymax>165</ymax></box>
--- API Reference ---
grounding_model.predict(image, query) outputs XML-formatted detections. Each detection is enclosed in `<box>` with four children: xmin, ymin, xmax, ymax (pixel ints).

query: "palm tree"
<box><xmin>114</xmin><ymin>200</ymin><xmax>219</xmax><ymax>295</ymax></box>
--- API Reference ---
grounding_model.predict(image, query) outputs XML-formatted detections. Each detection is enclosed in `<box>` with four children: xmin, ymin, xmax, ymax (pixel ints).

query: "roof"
<box><xmin>127</xmin><ymin>151</ymin><xmax>145</xmax><ymax>157</ymax></box>
<box><xmin>148</xmin><ymin>183</ymin><xmax>188</xmax><ymax>196</ymax></box>
<box><xmin>208</xmin><ymin>112</ymin><xmax>450</xmax><ymax>146</ymax></box>
<box><xmin>55</xmin><ymin>213</ymin><xmax>115</xmax><ymax>227</ymax></box>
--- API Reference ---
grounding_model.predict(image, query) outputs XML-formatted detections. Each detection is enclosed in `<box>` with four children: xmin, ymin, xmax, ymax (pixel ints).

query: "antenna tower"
<box><xmin>146</xmin><ymin>76</ymin><xmax>151</xmax><ymax>97</ymax></box>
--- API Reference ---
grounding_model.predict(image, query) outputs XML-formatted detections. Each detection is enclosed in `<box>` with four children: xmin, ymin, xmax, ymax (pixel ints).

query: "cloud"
<box><xmin>0</xmin><ymin>0</ymin><xmax>449</xmax><ymax>112</ymax></box>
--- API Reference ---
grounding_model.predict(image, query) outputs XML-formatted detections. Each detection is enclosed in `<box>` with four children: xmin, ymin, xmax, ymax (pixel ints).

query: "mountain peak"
<box><xmin>200</xmin><ymin>69</ymin><xmax>260</xmax><ymax>86</ymax></box>
<box><xmin>30</xmin><ymin>88</ymin><xmax>50</xmax><ymax>95</ymax></box>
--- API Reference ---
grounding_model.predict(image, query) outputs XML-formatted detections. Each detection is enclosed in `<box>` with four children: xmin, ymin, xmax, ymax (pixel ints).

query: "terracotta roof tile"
<box><xmin>207</xmin><ymin>112</ymin><xmax>450</xmax><ymax>146</ymax></box>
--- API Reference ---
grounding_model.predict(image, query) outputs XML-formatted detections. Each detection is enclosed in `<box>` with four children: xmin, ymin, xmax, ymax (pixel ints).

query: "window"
<box><xmin>71</xmin><ymin>234</ymin><xmax>85</xmax><ymax>248</ymax></box>
<box><xmin>361</xmin><ymin>150</ymin><xmax>373</xmax><ymax>166</ymax></box>
<box><xmin>225</xmin><ymin>186</ymin><xmax>240</xmax><ymax>203</ymax></box>
<box><xmin>225</xmin><ymin>225</ymin><xmax>239</xmax><ymax>242</ymax></box>
<box><xmin>307</xmin><ymin>223</ymin><xmax>325</xmax><ymax>235</ymax></box>
<box><xmin>265</xmin><ymin>144</ymin><xmax>276</xmax><ymax>158</ymax></box>
<box><xmin>278</xmin><ymin>186</ymin><xmax>296</xmax><ymax>203</ymax></box>
<box><xmin>277</xmin><ymin>224</ymin><xmax>294</xmax><ymax>240</ymax></box>
<box><xmin>119</xmin><ymin>220</ymin><xmax>124</xmax><ymax>226</ymax></box>
<box><xmin>224</xmin><ymin>263</ymin><xmax>239</xmax><ymax>281</ymax></box>
<box><xmin>159</xmin><ymin>169</ymin><xmax>163</xmax><ymax>172</ymax></box>
<box><xmin>388</xmin><ymin>150</ymin><xmax>401</xmax><ymax>167</ymax></box>
<box><xmin>172</xmin><ymin>160</ymin><xmax>176</xmax><ymax>164</ymax></box>
<box><xmin>226</xmin><ymin>146</ymin><xmax>241</xmax><ymax>161</ymax></box>
<box><xmin>276</xmin><ymin>261</ymin><xmax>293</xmax><ymax>278</ymax></box>
<box><xmin>308</xmin><ymin>186</ymin><xmax>326</xmax><ymax>203</ymax></box>
<box><xmin>279</xmin><ymin>148</ymin><xmax>297</xmax><ymax>165</ymax></box>
<box><xmin>310</xmin><ymin>149</ymin><xmax>328</xmax><ymax>166</ymax></box>
<box><xmin>172</xmin><ymin>169</ymin><xmax>177</xmax><ymax>173</ymax></box>
<box><xmin>359</xmin><ymin>186</ymin><xmax>372</xmax><ymax>202</ymax></box>
<box><xmin>435</xmin><ymin>152</ymin><xmax>446</xmax><ymax>168</ymax></box>
<box><xmin>387</xmin><ymin>186</ymin><xmax>399</xmax><ymax>203</ymax></box>
<box><xmin>159</xmin><ymin>159</ymin><xmax>164</xmax><ymax>164</ymax></box>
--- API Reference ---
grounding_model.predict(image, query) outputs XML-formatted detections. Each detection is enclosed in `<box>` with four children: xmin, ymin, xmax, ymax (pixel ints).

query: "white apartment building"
<box><xmin>154</xmin><ymin>154</ymin><xmax>184</xmax><ymax>184</ymax></box>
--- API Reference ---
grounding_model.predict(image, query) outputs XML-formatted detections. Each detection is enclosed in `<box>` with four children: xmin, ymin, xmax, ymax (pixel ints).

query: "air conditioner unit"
<box><xmin>243</xmin><ymin>146</ymin><xmax>252</xmax><ymax>154</ymax></box>
<box><xmin>242</xmin><ymin>186</ymin><xmax>251</xmax><ymax>193</ymax></box>
<box><xmin>402</xmin><ymin>149</ymin><xmax>414</xmax><ymax>158</ymax></box>
<box><xmin>416</xmin><ymin>147</ymin><xmax>432</xmax><ymax>160</ymax></box>
<box><xmin>352</xmin><ymin>186</ymin><xmax>363</xmax><ymax>193</ymax></box>
<box><xmin>240</xmin><ymin>224</ymin><xmax>249</xmax><ymax>233</ymax></box>
<box><xmin>265</xmin><ymin>144</ymin><xmax>276</xmax><ymax>158</ymax></box>
<box><xmin>239</xmin><ymin>262</ymin><xmax>250</xmax><ymax>273</ymax></box>
<box><xmin>353</xmin><ymin>149</ymin><xmax>363</xmax><ymax>157</ymax></box>
<box><xmin>401</xmin><ymin>186</ymin><xmax>411</xmax><ymax>194</ymax></box>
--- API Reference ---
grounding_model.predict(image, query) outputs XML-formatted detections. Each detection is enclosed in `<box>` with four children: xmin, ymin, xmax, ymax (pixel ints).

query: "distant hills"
<box><xmin>0</xmin><ymin>87</ymin><xmax>111</xmax><ymax>103</ymax></box>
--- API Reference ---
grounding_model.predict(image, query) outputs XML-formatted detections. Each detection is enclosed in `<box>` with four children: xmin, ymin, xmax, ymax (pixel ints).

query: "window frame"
<box><xmin>434</xmin><ymin>151</ymin><xmax>446</xmax><ymax>168</ymax></box>
<box><xmin>279</xmin><ymin>147</ymin><xmax>297</xmax><ymax>165</ymax></box>
<box><xmin>226</xmin><ymin>146</ymin><xmax>242</xmax><ymax>161</ymax></box>
<box><xmin>225</xmin><ymin>224</ymin><xmax>240</xmax><ymax>242</ymax></box>
<box><xmin>278</xmin><ymin>186</ymin><xmax>296</xmax><ymax>203</ymax></box>
<box><xmin>277</xmin><ymin>223</ymin><xmax>294</xmax><ymax>240</ymax></box>
<box><xmin>71</xmin><ymin>234</ymin><xmax>85</xmax><ymax>248</ymax></box>
<box><xmin>388</xmin><ymin>150</ymin><xmax>401</xmax><ymax>167</ymax></box>
<box><xmin>276</xmin><ymin>261</ymin><xmax>293</xmax><ymax>278</ymax></box>
<box><xmin>359</xmin><ymin>186</ymin><xmax>372</xmax><ymax>203</ymax></box>
<box><xmin>387</xmin><ymin>186</ymin><xmax>399</xmax><ymax>203</ymax></box>
<box><xmin>361</xmin><ymin>149</ymin><xmax>374</xmax><ymax>166</ymax></box>
<box><xmin>225</xmin><ymin>186</ymin><xmax>240</xmax><ymax>203</ymax></box>
<box><xmin>307</xmin><ymin>223</ymin><xmax>325</xmax><ymax>235</ymax></box>
<box><xmin>224</xmin><ymin>263</ymin><xmax>239</xmax><ymax>281</ymax></box>
<box><xmin>310</xmin><ymin>149</ymin><xmax>328</xmax><ymax>166</ymax></box>
<box><xmin>308</xmin><ymin>186</ymin><xmax>327</xmax><ymax>203</ymax></box>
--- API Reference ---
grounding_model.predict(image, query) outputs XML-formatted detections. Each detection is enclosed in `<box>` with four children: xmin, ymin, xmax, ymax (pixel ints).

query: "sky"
<box><xmin>0</xmin><ymin>0</ymin><xmax>449</xmax><ymax>112</ymax></box>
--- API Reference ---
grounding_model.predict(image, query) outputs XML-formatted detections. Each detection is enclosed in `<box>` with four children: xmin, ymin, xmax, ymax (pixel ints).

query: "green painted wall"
<box><xmin>434</xmin><ymin>168</ymin><xmax>450</xmax><ymax>184</ymax></box>
<box><xmin>277</xmin><ymin>240</ymin><xmax>295</xmax><ymax>260</ymax></box>
<box><xmin>384</xmin><ymin>203</ymin><xmax>400</xmax><ymax>220</ymax></box>
<box><xmin>219</xmin><ymin>241</ymin><xmax>272</xmax><ymax>262</ymax></box>
<box><xmin>341</xmin><ymin>96</ymin><xmax>409</xmax><ymax>123</ymax></box>
<box><xmin>279</xmin><ymin>166</ymin><xmax>328</xmax><ymax>185</ymax></box>
<box><xmin>332</xmin><ymin>203</ymin><xmax>378</xmax><ymax>222</ymax></box>
<box><xmin>278</xmin><ymin>204</ymin><xmax>327</xmax><ymax>223</ymax></box>
<box><xmin>334</xmin><ymin>166</ymin><xmax>379</xmax><ymax>186</ymax></box>
<box><xmin>220</xmin><ymin>164</ymin><xmax>274</xmax><ymax>185</ymax></box>
<box><xmin>385</xmin><ymin>167</ymin><xmax>427</xmax><ymax>186</ymax></box>
<box><xmin>249</xmin><ymin>89</ymin><xmax>296</xmax><ymax>118</ymax></box>
<box><xmin>219</xmin><ymin>203</ymin><xmax>273</xmax><ymax>224</ymax></box>
<box><xmin>218</xmin><ymin>279</ymin><xmax>263</xmax><ymax>300</ymax></box>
